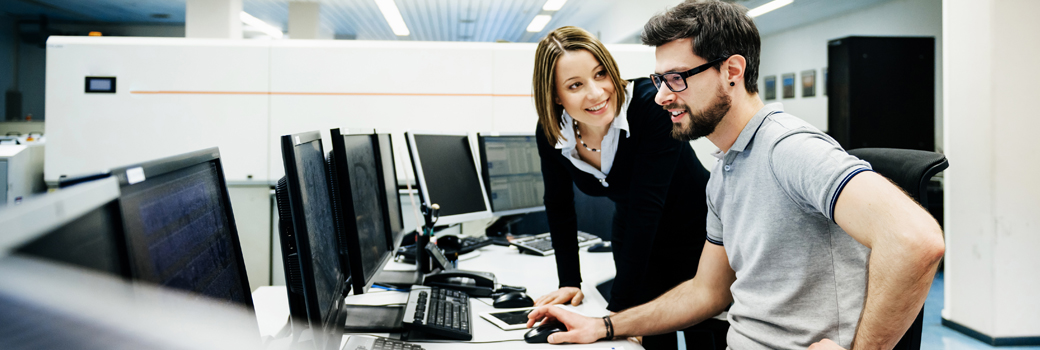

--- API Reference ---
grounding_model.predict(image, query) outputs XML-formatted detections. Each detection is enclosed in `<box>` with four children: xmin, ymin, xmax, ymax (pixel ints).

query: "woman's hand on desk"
<box><xmin>534</xmin><ymin>287</ymin><xmax>584</xmax><ymax>306</ymax></box>
<box><xmin>526</xmin><ymin>305</ymin><xmax>604</xmax><ymax>344</ymax></box>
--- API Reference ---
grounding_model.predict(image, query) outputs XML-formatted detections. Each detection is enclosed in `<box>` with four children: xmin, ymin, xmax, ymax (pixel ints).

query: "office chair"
<box><xmin>847</xmin><ymin>147</ymin><xmax>948</xmax><ymax>350</ymax></box>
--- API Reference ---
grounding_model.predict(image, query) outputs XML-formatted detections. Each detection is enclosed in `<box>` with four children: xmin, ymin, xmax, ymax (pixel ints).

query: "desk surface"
<box><xmin>253</xmin><ymin>244</ymin><xmax>641</xmax><ymax>349</ymax></box>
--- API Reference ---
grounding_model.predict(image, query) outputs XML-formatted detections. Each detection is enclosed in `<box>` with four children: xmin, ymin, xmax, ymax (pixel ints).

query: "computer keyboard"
<box><xmin>458</xmin><ymin>236</ymin><xmax>493</xmax><ymax>255</ymax></box>
<box><xmin>401</xmin><ymin>286</ymin><xmax>472</xmax><ymax>340</ymax></box>
<box><xmin>341</xmin><ymin>335</ymin><xmax>425</xmax><ymax>350</ymax></box>
<box><xmin>512</xmin><ymin>231</ymin><xmax>602</xmax><ymax>256</ymax></box>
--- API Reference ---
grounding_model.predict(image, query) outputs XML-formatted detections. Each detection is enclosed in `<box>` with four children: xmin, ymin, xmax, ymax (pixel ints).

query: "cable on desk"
<box><xmin>472</xmin><ymin>297</ymin><xmax>495</xmax><ymax>307</ymax></box>
<box><xmin>371</xmin><ymin>284</ymin><xmax>410</xmax><ymax>292</ymax></box>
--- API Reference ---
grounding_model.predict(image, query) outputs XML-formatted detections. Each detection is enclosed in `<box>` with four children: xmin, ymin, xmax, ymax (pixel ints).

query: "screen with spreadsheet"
<box><xmin>478</xmin><ymin>135</ymin><xmax>545</xmax><ymax>215</ymax></box>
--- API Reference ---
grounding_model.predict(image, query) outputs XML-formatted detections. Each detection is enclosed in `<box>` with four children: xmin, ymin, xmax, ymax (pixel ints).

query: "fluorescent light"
<box><xmin>542</xmin><ymin>0</ymin><xmax>567</xmax><ymax>11</ymax></box>
<box><xmin>240</xmin><ymin>12</ymin><xmax>283</xmax><ymax>39</ymax></box>
<box><xmin>526</xmin><ymin>15</ymin><xmax>552</xmax><ymax>32</ymax></box>
<box><xmin>747</xmin><ymin>0</ymin><xmax>793</xmax><ymax>18</ymax></box>
<box><xmin>374</xmin><ymin>0</ymin><xmax>410</xmax><ymax>36</ymax></box>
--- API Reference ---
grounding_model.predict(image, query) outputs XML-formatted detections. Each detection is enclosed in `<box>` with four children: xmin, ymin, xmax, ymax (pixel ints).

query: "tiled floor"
<box><xmin>677</xmin><ymin>271</ymin><xmax>1040</xmax><ymax>350</ymax></box>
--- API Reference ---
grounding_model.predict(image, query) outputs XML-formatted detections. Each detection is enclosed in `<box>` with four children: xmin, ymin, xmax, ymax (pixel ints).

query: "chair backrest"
<box><xmin>846</xmin><ymin>147</ymin><xmax>948</xmax><ymax>350</ymax></box>
<box><xmin>847</xmin><ymin>148</ymin><xmax>948</xmax><ymax>208</ymax></box>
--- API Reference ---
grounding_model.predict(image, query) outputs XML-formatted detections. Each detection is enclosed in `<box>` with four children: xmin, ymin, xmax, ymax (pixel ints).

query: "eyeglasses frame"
<box><xmin>650</xmin><ymin>56</ymin><xmax>730</xmax><ymax>93</ymax></box>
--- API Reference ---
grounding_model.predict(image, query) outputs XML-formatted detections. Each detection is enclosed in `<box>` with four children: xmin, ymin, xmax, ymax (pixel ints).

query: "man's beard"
<box><xmin>668</xmin><ymin>85</ymin><xmax>731</xmax><ymax>141</ymax></box>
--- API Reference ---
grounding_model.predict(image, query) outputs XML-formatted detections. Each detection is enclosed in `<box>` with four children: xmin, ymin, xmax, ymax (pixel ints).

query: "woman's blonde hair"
<box><xmin>533</xmin><ymin>26</ymin><xmax>628</xmax><ymax>146</ymax></box>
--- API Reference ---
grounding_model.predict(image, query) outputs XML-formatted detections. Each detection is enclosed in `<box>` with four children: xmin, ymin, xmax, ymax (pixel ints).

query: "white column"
<box><xmin>944</xmin><ymin>0</ymin><xmax>1040</xmax><ymax>342</ymax></box>
<box><xmin>289</xmin><ymin>1</ymin><xmax>324</xmax><ymax>40</ymax></box>
<box><xmin>185</xmin><ymin>0</ymin><xmax>243</xmax><ymax>39</ymax></box>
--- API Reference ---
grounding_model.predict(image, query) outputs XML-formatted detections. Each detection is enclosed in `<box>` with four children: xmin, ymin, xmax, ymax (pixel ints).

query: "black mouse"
<box><xmin>588</xmin><ymin>241</ymin><xmax>612</xmax><ymax>253</ymax></box>
<box><xmin>492</xmin><ymin>291</ymin><xmax>534</xmax><ymax>308</ymax></box>
<box><xmin>524</xmin><ymin>321</ymin><xmax>568</xmax><ymax>343</ymax></box>
<box><xmin>436</xmin><ymin>235</ymin><xmax>461</xmax><ymax>251</ymax></box>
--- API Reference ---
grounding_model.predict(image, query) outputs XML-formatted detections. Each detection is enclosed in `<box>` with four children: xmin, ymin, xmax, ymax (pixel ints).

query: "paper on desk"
<box><xmin>382</xmin><ymin>260</ymin><xmax>419</xmax><ymax>272</ymax></box>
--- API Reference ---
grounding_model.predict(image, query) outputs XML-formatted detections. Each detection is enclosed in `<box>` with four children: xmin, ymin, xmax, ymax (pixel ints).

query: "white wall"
<box><xmin>943</xmin><ymin>0</ymin><xmax>1040</xmax><ymax>339</ymax></box>
<box><xmin>758</xmin><ymin>0</ymin><xmax>943</xmax><ymax>151</ymax></box>
<box><xmin>44</xmin><ymin>37</ymin><xmax>658</xmax><ymax>184</ymax></box>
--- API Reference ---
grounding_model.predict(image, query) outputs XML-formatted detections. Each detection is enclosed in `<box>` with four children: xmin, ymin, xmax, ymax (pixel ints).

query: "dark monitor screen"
<box><xmin>277</xmin><ymin>131</ymin><xmax>347</xmax><ymax>348</ymax></box>
<box><xmin>113</xmin><ymin>149</ymin><xmax>253</xmax><ymax>308</ymax></box>
<box><xmin>478</xmin><ymin>134</ymin><xmax>545</xmax><ymax>215</ymax></box>
<box><xmin>330</xmin><ymin>131</ymin><xmax>392</xmax><ymax>294</ymax></box>
<box><xmin>15</xmin><ymin>200</ymin><xmax>129</xmax><ymax>277</ymax></box>
<box><xmin>406</xmin><ymin>133</ymin><xmax>490</xmax><ymax>226</ymax></box>
<box><xmin>3</xmin><ymin>177</ymin><xmax>129</xmax><ymax>279</ymax></box>
<box><xmin>375</xmin><ymin>134</ymin><xmax>405</xmax><ymax>248</ymax></box>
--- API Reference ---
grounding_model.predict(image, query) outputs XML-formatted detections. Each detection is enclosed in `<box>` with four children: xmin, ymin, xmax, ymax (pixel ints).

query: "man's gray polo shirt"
<box><xmin>705</xmin><ymin>103</ymin><xmax>872</xmax><ymax>350</ymax></box>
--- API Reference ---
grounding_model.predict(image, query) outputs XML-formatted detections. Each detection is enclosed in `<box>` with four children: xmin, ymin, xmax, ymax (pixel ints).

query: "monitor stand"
<box><xmin>342</xmin><ymin>304</ymin><xmax>406</xmax><ymax>332</ymax></box>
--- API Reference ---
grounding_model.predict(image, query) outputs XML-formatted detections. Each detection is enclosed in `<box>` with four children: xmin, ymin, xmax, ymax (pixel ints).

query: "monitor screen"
<box><xmin>330</xmin><ymin>132</ymin><xmax>393</xmax><ymax>294</ymax></box>
<box><xmin>1</xmin><ymin>177</ymin><xmax>129</xmax><ymax>278</ymax></box>
<box><xmin>16</xmin><ymin>200</ymin><xmax>128</xmax><ymax>277</ymax></box>
<box><xmin>406</xmin><ymin>132</ymin><xmax>491</xmax><ymax>226</ymax></box>
<box><xmin>114</xmin><ymin>150</ymin><xmax>253</xmax><ymax>308</ymax></box>
<box><xmin>375</xmin><ymin>134</ymin><xmax>405</xmax><ymax>248</ymax></box>
<box><xmin>478</xmin><ymin>134</ymin><xmax>545</xmax><ymax>215</ymax></box>
<box><xmin>277</xmin><ymin>132</ymin><xmax>347</xmax><ymax>348</ymax></box>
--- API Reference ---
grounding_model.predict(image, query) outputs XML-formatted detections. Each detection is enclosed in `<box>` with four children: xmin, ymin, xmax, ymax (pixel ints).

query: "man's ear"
<box><xmin>725</xmin><ymin>55</ymin><xmax>747</xmax><ymax>86</ymax></box>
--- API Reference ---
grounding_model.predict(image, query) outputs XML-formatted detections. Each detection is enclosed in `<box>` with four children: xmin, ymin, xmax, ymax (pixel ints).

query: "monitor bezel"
<box><xmin>279</xmin><ymin>131</ymin><xmax>348</xmax><ymax>348</ymax></box>
<box><xmin>405</xmin><ymin>131</ymin><xmax>493</xmax><ymax>226</ymax></box>
<box><xmin>108</xmin><ymin>147</ymin><xmax>255</xmax><ymax>310</ymax></box>
<box><xmin>329</xmin><ymin>129</ymin><xmax>394</xmax><ymax>295</ymax></box>
<box><xmin>476</xmin><ymin>132</ymin><xmax>546</xmax><ymax>217</ymax></box>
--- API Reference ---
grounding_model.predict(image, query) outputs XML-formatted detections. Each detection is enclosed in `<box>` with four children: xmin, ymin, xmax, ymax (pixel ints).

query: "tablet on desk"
<box><xmin>479</xmin><ymin>307</ymin><xmax>535</xmax><ymax>330</ymax></box>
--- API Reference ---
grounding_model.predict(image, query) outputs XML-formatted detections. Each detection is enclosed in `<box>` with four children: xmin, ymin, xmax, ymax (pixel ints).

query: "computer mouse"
<box><xmin>436</xmin><ymin>235</ymin><xmax>461</xmax><ymax>251</ymax></box>
<box><xmin>524</xmin><ymin>321</ymin><xmax>568</xmax><ymax>343</ymax></box>
<box><xmin>588</xmin><ymin>241</ymin><xmax>612</xmax><ymax>253</ymax></box>
<box><xmin>492</xmin><ymin>291</ymin><xmax>534</xmax><ymax>308</ymax></box>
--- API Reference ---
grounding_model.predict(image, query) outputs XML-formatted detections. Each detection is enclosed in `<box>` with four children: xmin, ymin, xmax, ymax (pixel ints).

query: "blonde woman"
<box><xmin>531</xmin><ymin>26</ymin><xmax>725</xmax><ymax>349</ymax></box>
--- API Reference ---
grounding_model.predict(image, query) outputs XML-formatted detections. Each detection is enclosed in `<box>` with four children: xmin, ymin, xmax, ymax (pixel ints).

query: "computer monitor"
<box><xmin>375</xmin><ymin>133</ymin><xmax>407</xmax><ymax>249</ymax></box>
<box><xmin>328</xmin><ymin>129</ymin><xmax>394</xmax><ymax>295</ymax></box>
<box><xmin>405</xmin><ymin>131</ymin><xmax>492</xmax><ymax>226</ymax></box>
<box><xmin>0</xmin><ymin>176</ymin><xmax>129</xmax><ymax>278</ymax></box>
<box><xmin>275</xmin><ymin>131</ymin><xmax>348</xmax><ymax>348</ymax></box>
<box><xmin>0</xmin><ymin>255</ymin><xmax>262</xmax><ymax>350</ymax></box>
<box><xmin>277</xmin><ymin>131</ymin><xmax>403</xmax><ymax>343</ymax></box>
<box><xmin>477</xmin><ymin>133</ymin><xmax>546</xmax><ymax>216</ymax></box>
<box><xmin>109</xmin><ymin>148</ymin><xmax>254</xmax><ymax>308</ymax></box>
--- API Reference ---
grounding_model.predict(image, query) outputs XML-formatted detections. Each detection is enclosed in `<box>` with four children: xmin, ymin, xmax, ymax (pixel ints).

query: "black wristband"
<box><xmin>602</xmin><ymin>316</ymin><xmax>614</xmax><ymax>340</ymax></box>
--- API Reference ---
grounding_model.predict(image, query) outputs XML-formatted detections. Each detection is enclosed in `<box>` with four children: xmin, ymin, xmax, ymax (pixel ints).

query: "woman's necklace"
<box><xmin>573</xmin><ymin>120</ymin><xmax>601</xmax><ymax>153</ymax></box>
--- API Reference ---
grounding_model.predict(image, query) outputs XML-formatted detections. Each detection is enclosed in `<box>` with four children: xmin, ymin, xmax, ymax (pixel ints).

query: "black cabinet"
<box><xmin>827</xmin><ymin>36</ymin><xmax>935</xmax><ymax>151</ymax></box>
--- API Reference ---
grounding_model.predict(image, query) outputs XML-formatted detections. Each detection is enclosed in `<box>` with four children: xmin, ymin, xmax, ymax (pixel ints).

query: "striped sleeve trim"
<box><xmin>829</xmin><ymin>168</ymin><xmax>872</xmax><ymax>222</ymax></box>
<box><xmin>706</xmin><ymin>236</ymin><xmax>724</xmax><ymax>246</ymax></box>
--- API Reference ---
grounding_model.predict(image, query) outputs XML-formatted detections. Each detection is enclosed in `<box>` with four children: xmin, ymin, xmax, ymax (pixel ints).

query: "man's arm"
<box><xmin>829</xmin><ymin>171</ymin><xmax>945</xmax><ymax>350</ymax></box>
<box><xmin>526</xmin><ymin>243</ymin><xmax>735</xmax><ymax>344</ymax></box>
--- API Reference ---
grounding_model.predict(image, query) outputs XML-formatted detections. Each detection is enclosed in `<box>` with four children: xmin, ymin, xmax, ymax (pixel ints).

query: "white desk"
<box><xmin>253</xmin><ymin>244</ymin><xmax>641</xmax><ymax>349</ymax></box>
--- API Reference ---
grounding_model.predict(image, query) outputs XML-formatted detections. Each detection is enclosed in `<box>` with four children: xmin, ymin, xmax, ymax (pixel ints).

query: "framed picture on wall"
<box><xmin>801</xmin><ymin>69</ymin><xmax>816</xmax><ymax>97</ymax></box>
<box><xmin>823</xmin><ymin>67</ymin><xmax>828</xmax><ymax>96</ymax></box>
<box><xmin>764</xmin><ymin>75</ymin><xmax>776</xmax><ymax>100</ymax></box>
<box><xmin>782</xmin><ymin>73</ymin><xmax>796</xmax><ymax>99</ymax></box>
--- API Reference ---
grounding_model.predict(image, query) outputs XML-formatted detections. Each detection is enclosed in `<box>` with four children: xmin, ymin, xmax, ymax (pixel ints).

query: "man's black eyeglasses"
<box><xmin>650</xmin><ymin>56</ymin><xmax>729</xmax><ymax>93</ymax></box>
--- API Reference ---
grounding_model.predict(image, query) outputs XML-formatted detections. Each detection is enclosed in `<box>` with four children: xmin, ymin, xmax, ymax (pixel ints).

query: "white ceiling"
<box><xmin>0</xmin><ymin>0</ymin><xmax>898</xmax><ymax>42</ymax></box>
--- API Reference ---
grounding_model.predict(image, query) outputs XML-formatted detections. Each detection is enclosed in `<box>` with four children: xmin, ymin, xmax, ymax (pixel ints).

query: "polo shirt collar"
<box><xmin>729</xmin><ymin>102</ymin><xmax>784</xmax><ymax>153</ymax></box>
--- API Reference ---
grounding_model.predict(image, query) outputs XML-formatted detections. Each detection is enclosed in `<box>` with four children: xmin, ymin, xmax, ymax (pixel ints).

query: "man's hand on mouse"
<box><xmin>526</xmin><ymin>305</ymin><xmax>604</xmax><ymax>344</ymax></box>
<box><xmin>534</xmin><ymin>287</ymin><xmax>584</xmax><ymax>306</ymax></box>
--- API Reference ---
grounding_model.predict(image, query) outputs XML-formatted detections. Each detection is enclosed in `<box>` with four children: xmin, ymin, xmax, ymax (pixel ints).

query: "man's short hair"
<box><xmin>641</xmin><ymin>0</ymin><xmax>761</xmax><ymax>94</ymax></box>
